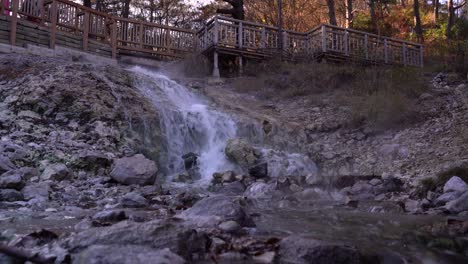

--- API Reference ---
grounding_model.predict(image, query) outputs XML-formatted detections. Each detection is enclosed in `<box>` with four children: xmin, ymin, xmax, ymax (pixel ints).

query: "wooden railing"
<box><xmin>1</xmin><ymin>0</ymin><xmax>423</xmax><ymax>66</ymax></box>
<box><xmin>1</xmin><ymin>0</ymin><xmax>196</xmax><ymax>58</ymax></box>
<box><xmin>198</xmin><ymin>16</ymin><xmax>424</xmax><ymax>67</ymax></box>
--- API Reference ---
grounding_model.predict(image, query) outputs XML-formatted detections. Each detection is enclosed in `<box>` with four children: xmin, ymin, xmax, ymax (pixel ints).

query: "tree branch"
<box><xmin>454</xmin><ymin>1</ymin><xmax>466</xmax><ymax>9</ymax></box>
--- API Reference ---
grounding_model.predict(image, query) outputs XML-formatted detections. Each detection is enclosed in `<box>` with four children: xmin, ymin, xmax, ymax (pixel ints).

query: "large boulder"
<box><xmin>225</xmin><ymin>138</ymin><xmax>259</xmax><ymax>168</ymax></box>
<box><xmin>445</xmin><ymin>191</ymin><xmax>468</xmax><ymax>213</ymax></box>
<box><xmin>110</xmin><ymin>154</ymin><xmax>157</xmax><ymax>186</ymax></box>
<box><xmin>120</xmin><ymin>192</ymin><xmax>148</xmax><ymax>208</ymax></box>
<box><xmin>178</xmin><ymin>195</ymin><xmax>253</xmax><ymax>228</ymax></box>
<box><xmin>41</xmin><ymin>163</ymin><xmax>73</xmax><ymax>181</ymax></box>
<box><xmin>0</xmin><ymin>189</ymin><xmax>24</xmax><ymax>202</ymax></box>
<box><xmin>278</xmin><ymin>236</ymin><xmax>371</xmax><ymax>264</ymax></box>
<box><xmin>0</xmin><ymin>155</ymin><xmax>16</xmax><ymax>174</ymax></box>
<box><xmin>443</xmin><ymin>176</ymin><xmax>468</xmax><ymax>193</ymax></box>
<box><xmin>74</xmin><ymin>245</ymin><xmax>184</xmax><ymax>264</ymax></box>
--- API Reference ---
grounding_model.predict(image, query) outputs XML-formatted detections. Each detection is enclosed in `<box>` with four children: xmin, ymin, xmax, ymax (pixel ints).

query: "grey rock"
<box><xmin>41</xmin><ymin>163</ymin><xmax>73</xmax><ymax>181</ymax></box>
<box><xmin>93</xmin><ymin>210</ymin><xmax>127</xmax><ymax>223</ymax></box>
<box><xmin>18</xmin><ymin>110</ymin><xmax>41</xmax><ymax>121</ymax></box>
<box><xmin>179</xmin><ymin>195</ymin><xmax>253</xmax><ymax>227</ymax></box>
<box><xmin>225</xmin><ymin>138</ymin><xmax>259</xmax><ymax>168</ymax></box>
<box><xmin>244</xmin><ymin>182</ymin><xmax>275</xmax><ymax>199</ymax></box>
<box><xmin>443</xmin><ymin>176</ymin><xmax>468</xmax><ymax>193</ymax></box>
<box><xmin>212</xmin><ymin>171</ymin><xmax>235</xmax><ymax>184</ymax></box>
<box><xmin>0</xmin><ymin>170</ymin><xmax>24</xmax><ymax>190</ymax></box>
<box><xmin>0</xmin><ymin>189</ymin><xmax>24</xmax><ymax>201</ymax></box>
<box><xmin>92</xmin><ymin>121</ymin><xmax>121</xmax><ymax>139</ymax></box>
<box><xmin>74</xmin><ymin>245</ymin><xmax>185</xmax><ymax>264</ymax></box>
<box><xmin>110</xmin><ymin>154</ymin><xmax>157</xmax><ymax>186</ymax></box>
<box><xmin>120</xmin><ymin>192</ymin><xmax>148</xmax><ymax>208</ymax></box>
<box><xmin>278</xmin><ymin>236</ymin><xmax>368</xmax><ymax>264</ymax></box>
<box><xmin>434</xmin><ymin>191</ymin><xmax>464</xmax><ymax>206</ymax></box>
<box><xmin>445</xmin><ymin>191</ymin><xmax>468</xmax><ymax>213</ymax></box>
<box><xmin>74</xmin><ymin>151</ymin><xmax>112</xmax><ymax>171</ymax></box>
<box><xmin>0</xmin><ymin>155</ymin><xmax>16</xmax><ymax>174</ymax></box>
<box><xmin>218</xmin><ymin>220</ymin><xmax>241</xmax><ymax>233</ymax></box>
<box><xmin>22</xmin><ymin>182</ymin><xmax>51</xmax><ymax>201</ymax></box>
<box><xmin>0</xmin><ymin>141</ymin><xmax>29</xmax><ymax>161</ymax></box>
<box><xmin>65</xmin><ymin>219</ymin><xmax>208</xmax><ymax>260</ymax></box>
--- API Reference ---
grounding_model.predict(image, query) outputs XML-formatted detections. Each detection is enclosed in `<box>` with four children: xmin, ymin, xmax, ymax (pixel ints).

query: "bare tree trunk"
<box><xmin>447</xmin><ymin>0</ymin><xmax>454</xmax><ymax>39</ymax></box>
<box><xmin>122</xmin><ymin>0</ymin><xmax>131</xmax><ymax>18</ymax></box>
<box><xmin>83</xmin><ymin>0</ymin><xmax>91</xmax><ymax>8</ymax></box>
<box><xmin>433</xmin><ymin>0</ymin><xmax>439</xmax><ymax>23</ymax></box>
<box><xmin>369</xmin><ymin>0</ymin><xmax>378</xmax><ymax>33</ymax></box>
<box><xmin>414</xmin><ymin>0</ymin><xmax>424</xmax><ymax>42</ymax></box>
<box><xmin>326</xmin><ymin>0</ymin><xmax>337</xmax><ymax>25</ymax></box>
<box><xmin>345</xmin><ymin>0</ymin><xmax>353</xmax><ymax>28</ymax></box>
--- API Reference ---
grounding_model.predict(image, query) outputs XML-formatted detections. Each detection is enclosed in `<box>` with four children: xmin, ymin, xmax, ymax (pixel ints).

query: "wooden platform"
<box><xmin>0</xmin><ymin>0</ymin><xmax>423</xmax><ymax>75</ymax></box>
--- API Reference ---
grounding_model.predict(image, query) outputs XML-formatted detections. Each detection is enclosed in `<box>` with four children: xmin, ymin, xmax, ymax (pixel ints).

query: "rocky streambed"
<box><xmin>0</xmin><ymin>53</ymin><xmax>467</xmax><ymax>263</ymax></box>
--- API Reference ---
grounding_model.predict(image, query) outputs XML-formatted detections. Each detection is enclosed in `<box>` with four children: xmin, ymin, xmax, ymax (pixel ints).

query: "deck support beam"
<box><xmin>50</xmin><ymin>0</ymin><xmax>58</xmax><ymax>49</ymax></box>
<box><xmin>10</xmin><ymin>0</ymin><xmax>19</xmax><ymax>46</ymax></box>
<box><xmin>213</xmin><ymin>51</ymin><xmax>220</xmax><ymax>78</ymax></box>
<box><xmin>238</xmin><ymin>55</ymin><xmax>243</xmax><ymax>75</ymax></box>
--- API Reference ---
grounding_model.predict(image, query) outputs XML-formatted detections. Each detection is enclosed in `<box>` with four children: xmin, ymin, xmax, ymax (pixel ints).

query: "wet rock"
<box><xmin>225</xmin><ymin>138</ymin><xmax>259</xmax><ymax>168</ymax></box>
<box><xmin>41</xmin><ymin>163</ymin><xmax>73</xmax><ymax>181</ymax></box>
<box><xmin>182</xmin><ymin>152</ymin><xmax>198</xmax><ymax>170</ymax></box>
<box><xmin>248</xmin><ymin>162</ymin><xmax>268</xmax><ymax>179</ymax></box>
<box><xmin>0</xmin><ymin>189</ymin><xmax>24</xmax><ymax>201</ymax></box>
<box><xmin>218</xmin><ymin>220</ymin><xmax>241</xmax><ymax>233</ymax></box>
<box><xmin>179</xmin><ymin>195</ymin><xmax>253</xmax><ymax>227</ymax></box>
<box><xmin>173</xmin><ymin>173</ymin><xmax>193</xmax><ymax>183</ymax></box>
<box><xmin>445</xmin><ymin>191</ymin><xmax>468</xmax><ymax>213</ymax></box>
<box><xmin>93</xmin><ymin>210</ymin><xmax>127</xmax><ymax>223</ymax></box>
<box><xmin>0</xmin><ymin>155</ymin><xmax>16</xmax><ymax>174</ymax></box>
<box><xmin>74</xmin><ymin>245</ymin><xmax>185</xmax><ymax>264</ymax></box>
<box><xmin>443</xmin><ymin>176</ymin><xmax>468</xmax><ymax>193</ymax></box>
<box><xmin>120</xmin><ymin>192</ymin><xmax>148</xmax><ymax>208</ymax></box>
<box><xmin>212</xmin><ymin>171</ymin><xmax>235</xmax><ymax>184</ymax></box>
<box><xmin>253</xmin><ymin>251</ymin><xmax>276</xmax><ymax>263</ymax></box>
<box><xmin>65</xmin><ymin>219</ymin><xmax>208</xmax><ymax>260</ymax></box>
<box><xmin>244</xmin><ymin>182</ymin><xmax>275</xmax><ymax>199</ymax></box>
<box><xmin>0</xmin><ymin>170</ymin><xmax>24</xmax><ymax>190</ymax></box>
<box><xmin>220</xmin><ymin>181</ymin><xmax>245</xmax><ymax>196</ymax></box>
<box><xmin>110</xmin><ymin>154</ymin><xmax>157</xmax><ymax>186</ymax></box>
<box><xmin>18</xmin><ymin>110</ymin><xmax>41</xmax><ymax>121</ymax></box>
<box><xmin>278</xmin><ymin>236</ymin><xmax>369</xmax><ymax>264</ymax></box>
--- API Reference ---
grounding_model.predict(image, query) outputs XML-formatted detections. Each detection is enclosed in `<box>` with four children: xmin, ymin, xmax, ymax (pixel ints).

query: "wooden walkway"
<box><xmin>1</xmin><ymin>0</ymin><xmax>423</xmax><ymax>77</ymax></box>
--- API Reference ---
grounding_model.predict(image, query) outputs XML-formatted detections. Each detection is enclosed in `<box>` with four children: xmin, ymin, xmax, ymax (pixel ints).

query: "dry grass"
<box><xmin>237</xmin><ymin>60</ymin><xmax>428</xmax><ymax>131</ymax></box>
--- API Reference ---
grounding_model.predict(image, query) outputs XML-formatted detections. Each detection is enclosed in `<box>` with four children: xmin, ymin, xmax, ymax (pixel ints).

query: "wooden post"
<box><xmin>364</xmin><ymin>33</ymin><xmax>369</xmax><ymax>60</ymax></box>
<box><xmin>203</xmin><ymin>24</ymin><xmax>207</xmax><ymax>49</ymax></box>
<box><xmin>213</xmin><ymin>51</ymin><xmax>220</xmax><ymax>78</ymax></box>
<box><xmin>384</xmin><ymin>39</ymin><xmax>388</xmax><ymax>64</ymax></box>
<box><xmin>10</xmin><ymin>0</ymin><xmax>19</xmax><ymax>46</ymax></box>
<box><xmin>0</xmin><ymin>0</ymin><xmax>4</xmax><ymax>15</ymax></box>
<box><xmin>49</xmin><ymin>0</ymin><xmax>58</xmax><ymax>49</ymax></box>
<box><xmin>74</xmin><ymin>7</ymin><xmax>79</xmax><ymax>34</ymax></box>
<box><xmin>282</xmin><ymin>31</ymin><xmax>287</xmax><ymax>51</ymax></box>
<box><xmin>139</xmin><ymin>22</ymin><xmax>144</xmax><ymax>48</ymax></box>
<box><xmin>83</xmin><ymin>11</ymin><xmax>90</xmax><ymax>51</ymax></box>
<box><xmin>419</xmin><ymin>45</ymin><xmax>424</xmax><ymax>68</ymax></box>
<box><xmin>239</xmin><ymin>56</ymin><xmax>243</xmax><ymax>75</ymax></box>
<box><xmin>261</xmin><ymin>27</ymin><xmax>265</xmax><ymax>49</ymax></box>
<box><xmin>344</xmin><ymin>31</ymin><xmax>349</xmax><ymax>56</ymax></box>
<box><xmin>213</xmin><ymin>17</ymin><xmax>219</xmax><ymax>46</ymax></box>
<box><xmin>402</xmin><ymin>43</ymin><xmax>407</xmax><ymax>66</ymax></box>
<box><xmin>111</xmin><ymin>20</ymin><xmax>117</xmax><ymax>59</ymax></box>
<box><xmin>238</xmin><ymin>22</ymin><xmax>243</xmax><ymax>48</ymax></box>
<box><xmin>321</xmin><ymin>25</ymin><xmax>326</xmax><ymax>52</ymax></box>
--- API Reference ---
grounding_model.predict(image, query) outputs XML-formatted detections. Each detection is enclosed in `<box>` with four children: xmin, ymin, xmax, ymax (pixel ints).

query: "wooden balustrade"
<box><xmin>1</xmin><ymin>0</ymin><xmax>423</xmax><ymax>67</ymax></box>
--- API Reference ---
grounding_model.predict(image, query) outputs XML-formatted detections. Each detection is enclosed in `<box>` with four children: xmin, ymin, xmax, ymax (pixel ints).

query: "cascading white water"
<box><xmin>129</xmin><ymin>66</ymin><xmax>237</xmax><ymax>184</ymax></box>
<box><xmin>129</xmin><ymin>66</ymin><xmax>318</xmax><ymax>186</ymax></box>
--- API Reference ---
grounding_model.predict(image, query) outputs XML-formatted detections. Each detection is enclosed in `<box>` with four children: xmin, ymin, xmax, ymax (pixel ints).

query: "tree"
<box><xmin>368</xmin><ymin>0</ymin><xmax>378</xmax><ymax>34</ymax></box>
<box><xmin>217</xmin><ymin>0</ymin><xmax>245</xmax><ymax>20</ymax></box>
<box><xmin>414</xmin><ymin>0</ymin><xmax>423</xmax><ymax>42</ymax></box>
<box><xmin>447</xmin><ymin>0</ymin><xmax>467</xmax><ymax>38</ymax></box>
<box><xmin>326</xmin><ymin>0</ymin><xmax>337</xmax><ymax>25</ymax></box>
<box><xmin>122</xmin><ymin>0</ymin><xmax>132</xmax><ymax>18</ymax></box>
<box><xmin>433</xmin><ymin>0</ymin><xmax>439</xmax><ymax>23</ymax></box>
<box><xmin>83</xmin><ymin>0</ymin><xmax>91</xmax><ymax>8</ymax></box>
<box><xmin>345</xmin><ymin>0</ymin><xmax>353</xmax><ymax>28</ymax></box>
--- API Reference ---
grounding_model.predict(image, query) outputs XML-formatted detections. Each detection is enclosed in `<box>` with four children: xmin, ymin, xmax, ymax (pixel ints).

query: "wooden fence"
<box><xmin>198</xmin><ymin>16</ymin><xmax>423</xmax><ymax>67</ymax></box>
<box><xmin>1</xmin><ymin>0</ymin><xmax>196</xmax><ymax>58</ymax></box>
<box><xmin>0</xmin><ymin>0</ymin><xmax>423</xmax><ymax>67</ymax></box>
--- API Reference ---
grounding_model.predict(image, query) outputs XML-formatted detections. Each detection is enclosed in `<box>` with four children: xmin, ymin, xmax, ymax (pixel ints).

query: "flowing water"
<box><xmin>127</xmin><ymin>66</ymin><xmax>468</xmax><ymax>263</ymax></box>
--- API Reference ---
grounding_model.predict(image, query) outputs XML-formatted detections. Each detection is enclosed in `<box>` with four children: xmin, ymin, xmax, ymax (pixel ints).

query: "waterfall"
<box><xmin>129</xmin><ymin>66</ymin><xmax>237</xmax><ymax>184</ymax></box>
<box><xmin>129</xmin><ymin>66</ymin><xmax>318</xmax><ymax>186</ymax></box>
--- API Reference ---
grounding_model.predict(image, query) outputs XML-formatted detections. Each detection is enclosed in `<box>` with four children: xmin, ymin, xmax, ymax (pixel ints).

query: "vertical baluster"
<box><xmin>384</xmin><ymin>39</ymin><xmax>388</xmax><ymax>64</ymax></box>
<box><xmin>10</xmin><ymin>0</ymin><xmax>19</xmax><ymax>46</ymax></box>
<box><xmin>261</xmin><ymin>27</ymin><xmax>265</xmax><ymax>49</ymax></box>
<box><xmin>83</xmin><ymin>10</ymin><xmax>89</xmax><ymax>51</ymax></box>
<box><xmin>238</xmin><ymin>22</ymin><xmax>243</xmax><ymax>49</ymax></box>
<box><xmin>344</xmin><ymin>30</ymin><xmax>349</xmax><ymax>56</ymax></box>
<box><xmin>139</xmin><ymin>22</ymin><xmax>143</xmax><ymax>48</ymax></box>
<box><xmin>364</xmin><ymin>34</ymin><xmax>368</xmax><ymax>60</ymax></box>
<box><xmin>402</xmin><ymin>43</ymin><xmax>407</xmax><ymax>65</ymax></box>
<box><xmin>111</xmin><ymin>19</ymin><xmax>117</xmax><ymax>59</ymax></box>
<box><xmin>419</xmin><ymin>44</ymin><xmax>423</xmax><ymax>68</ymax></box>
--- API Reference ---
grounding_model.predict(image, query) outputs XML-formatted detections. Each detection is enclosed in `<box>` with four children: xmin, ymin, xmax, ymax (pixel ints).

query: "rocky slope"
<box><xmin>0</xmin><ymin>53</ymin><xmax>467</xmax><ymax>263</ymax></box>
